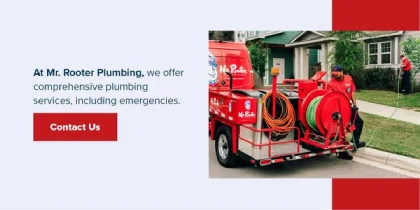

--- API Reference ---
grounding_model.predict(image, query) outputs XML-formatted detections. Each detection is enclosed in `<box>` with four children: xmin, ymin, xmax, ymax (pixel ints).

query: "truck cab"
<box><xmin>208</xmin><ymin>40</ymin><xmax>254</xmax><ymax>90</ymax></box>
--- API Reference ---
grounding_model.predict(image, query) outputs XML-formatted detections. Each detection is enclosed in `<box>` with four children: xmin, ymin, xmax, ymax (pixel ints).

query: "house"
<box><xmin>283</xmin><ymin>31</ymin><xmax>333</xmax><ymax>81</ymax></box>
<box><xmin>361</xmin><ymin>31</ymin><xmax>420</xmax><ymax>69</ymax></box>
<box><xmin>238</xmin><ymin>30</ymin><xmax>420</xmax><ymax>84</ymax></box>
<box><xmin>284</xmin><ymin>30</ymin><xmax>420</xmax><ymax>81</ymax></box>
<box><xmin>243</xmin><ymin>31</ymin><xmax>320</xmax><ymax>86</ymax></box>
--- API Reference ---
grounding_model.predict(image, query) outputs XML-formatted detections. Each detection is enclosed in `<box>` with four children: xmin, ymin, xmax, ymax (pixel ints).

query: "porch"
<box><xmin>284</xmin><ymin>31</ymin><xmax>336</xmax><ymax>81</ymax></box>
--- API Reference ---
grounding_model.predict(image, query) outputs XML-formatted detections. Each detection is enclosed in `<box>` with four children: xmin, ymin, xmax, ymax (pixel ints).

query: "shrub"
<box><xmin>412</xmin><ymin>80</ymin><xmax>420</xmax><ymax>93</ymax></box>
<box><xmin>363</xmin><ymin>67</ymin><xmax>397</xmax><ymax>90</ymax></box>
<box><xmin>350</xmin><ymin>69</ymin><xmax>366</xmax><ymax>90</ymax></box>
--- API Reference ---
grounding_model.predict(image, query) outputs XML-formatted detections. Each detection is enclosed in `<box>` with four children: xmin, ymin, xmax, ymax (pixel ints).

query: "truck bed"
<box><xmin>238</xmin><ymin>124</ymin><xmax>310</xmax><ymax>160</ymax></box>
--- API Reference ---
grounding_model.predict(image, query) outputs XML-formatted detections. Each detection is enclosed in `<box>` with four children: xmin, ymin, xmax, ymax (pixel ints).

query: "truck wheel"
<box><xmin>215</xmin><ymin>125</ymin><xmax>237</xmax><ymax>168</ymax></box>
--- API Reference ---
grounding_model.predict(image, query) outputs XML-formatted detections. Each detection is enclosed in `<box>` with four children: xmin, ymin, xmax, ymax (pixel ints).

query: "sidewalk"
<box><xmin>357</xmin><ymin>100</ymin><xmax>420</xmax><ymax>125</ymax></box>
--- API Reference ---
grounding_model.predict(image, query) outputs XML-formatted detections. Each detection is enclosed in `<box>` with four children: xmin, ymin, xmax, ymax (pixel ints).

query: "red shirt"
<box><xmin>326</xmin><ymin>75</ymin><xmax>355</xmax><ymax>99</ymax></box>
<box><xmin>402</xmin><ymin>58</ymin><xmax>412</xmax><ymax>71</ymax></box>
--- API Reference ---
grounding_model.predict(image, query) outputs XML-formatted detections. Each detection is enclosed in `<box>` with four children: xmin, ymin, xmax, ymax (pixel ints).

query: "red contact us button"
<box><xmin>33</xmin><ymin>113</ymin><xmax>118</xmax><ymax>141</ymax></box>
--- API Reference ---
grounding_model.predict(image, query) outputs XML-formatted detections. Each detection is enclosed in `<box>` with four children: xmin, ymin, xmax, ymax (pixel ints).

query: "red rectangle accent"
<box><xmin>332</xmin><ymin>0</ymin><xmax>420</xmax><ymax>30</ymax></box>
<box><xmin>33</xmin><ymin>113</ymin><xmax>118</xmax><ymax>141</ymax></box>
<box><xmin>332</xmin><ymin>178</ymin><xmax>420</xmax><ymax>210</ymax></box>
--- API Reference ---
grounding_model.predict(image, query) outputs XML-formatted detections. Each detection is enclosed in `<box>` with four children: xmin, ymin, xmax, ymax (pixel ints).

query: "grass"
<box><xmin>355</xmin><ymin>112</ymin><xmax>420</xmax><ymax>159</ymax></box>
<box><xmin>356</xmin><ymin>90</ymin><xmax>420</xmax><ymax>112</ymax></box>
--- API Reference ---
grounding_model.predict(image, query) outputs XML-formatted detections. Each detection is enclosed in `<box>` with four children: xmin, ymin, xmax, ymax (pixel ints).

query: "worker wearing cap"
<box><xmin>400</xmin><ymin>55</ymin><xmax>412</xmax><ymax>95</ymax></box>
<box><xmin>326</xmin><ymin>65</ymin><xmax>366</xmax><ymax>159</ymax></box>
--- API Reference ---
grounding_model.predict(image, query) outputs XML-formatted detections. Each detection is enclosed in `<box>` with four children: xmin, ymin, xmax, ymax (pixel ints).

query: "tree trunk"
<box><xmin>253</xmin><ymin>73</ymin><xmax>265</xmax><ymax>89</ymax></box>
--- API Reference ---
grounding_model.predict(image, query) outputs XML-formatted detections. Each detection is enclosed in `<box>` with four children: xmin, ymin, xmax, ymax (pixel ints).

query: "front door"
<box><xmin>272</xmin><ymin>58</ymin><xmax>285</xmax><ymax>83</ymax></box>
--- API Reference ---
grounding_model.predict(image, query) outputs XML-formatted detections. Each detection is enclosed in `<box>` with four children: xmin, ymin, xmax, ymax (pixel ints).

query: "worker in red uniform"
<box><xmin>400</xmin><ymin>55</ymin><xmax>412</xmax><ymax>95</ymax></box>
<box><xmin>313</xmin><ymin>62</ymin><xmax>321</xmax><ymax>73</ymax></box>
<box><xmin>327</xmin><ymin>65</ymin><xmax>366</xmax><ymax>160</ymax></box>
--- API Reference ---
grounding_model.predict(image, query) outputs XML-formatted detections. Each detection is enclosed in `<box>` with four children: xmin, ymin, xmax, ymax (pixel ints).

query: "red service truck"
<box><xmin>208</xmin><ymin>40</ymin><xmax>356</xmax><ymax>168</ymax></box>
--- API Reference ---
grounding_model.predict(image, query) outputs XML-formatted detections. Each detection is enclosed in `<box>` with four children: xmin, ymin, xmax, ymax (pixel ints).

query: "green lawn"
<box><xmin>356</xmin><ymin>112</ymin><xmax>420</xmax><ymax>159</ymax></box>
<box><xmin>356</xmin><ymin>90</ymin><xmax>420</xmax><ymax>112</ymax></box>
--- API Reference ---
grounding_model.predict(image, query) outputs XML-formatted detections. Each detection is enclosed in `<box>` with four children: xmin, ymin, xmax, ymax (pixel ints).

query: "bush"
<box><xmin>350</xmin><ymin>67</ymin><xmax>419</xmax><ymax>92</ymax></box>
<box><xmin>349</xmin><ymin>69</ymin><xmax>366</xmax><ymax>90</ymax></box>
<box><xmin>362</xmin><ymin>67</ymin><xmax>397</xmax><ymax>90</ymax></box>
<box><xmin>413</xmin><ymin>80</ymin><xmax>420</xmax><ymax>92</ymax></box>
<box><xmin>394</xmin><ymin>74</ymin><xmax>420</xmax><ymax>93</ymax></box>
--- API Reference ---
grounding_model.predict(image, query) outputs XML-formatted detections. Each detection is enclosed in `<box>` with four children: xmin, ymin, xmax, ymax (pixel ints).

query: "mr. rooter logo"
<box><xmin>219</xmin><ymin>64</ymin><xmax>247</xmax><ymax>75</ymax></box>
<box><xmin>238</xmin><ymin>111</ymin><xmax>256</xmax><ymax>118</ymax></box>
<box><xmin>238</xmin><ymin>100</ymin><xmax>255</xmax><ymax>118</ymax></box>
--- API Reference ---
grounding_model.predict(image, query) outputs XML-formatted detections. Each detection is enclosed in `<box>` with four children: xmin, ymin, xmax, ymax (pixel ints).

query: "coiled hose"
<box><xmin>306</xmin><ymin>96</ymin><xmax>322</xmax><ymax>132</ymax></box>
<box><xmin>305</xmin><ymin>95</ymin><xmax>340</xmax><ymax>142</ymax></box>
<box><xmin>262</xmin><ymin>91</ymin><xmax>296</xmax><ymax>141</ymax></box>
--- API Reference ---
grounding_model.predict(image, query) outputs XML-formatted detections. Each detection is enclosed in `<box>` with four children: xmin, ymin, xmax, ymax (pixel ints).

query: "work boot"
<box><xmin>356</xmin><ymin>141</ymin><xmax>366</xmax><ymax>148</ymax></box>
<box><xmin>338</xmin><ymin>152</ymin><xmax>353</xmax><ymax>160</ymax></box>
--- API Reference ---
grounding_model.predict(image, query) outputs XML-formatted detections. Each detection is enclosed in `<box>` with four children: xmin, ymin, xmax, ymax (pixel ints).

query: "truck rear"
<box><xmin>208</xmin><ymin>40</ymin><xmax>355</xmax><ymax>168</ymax></box>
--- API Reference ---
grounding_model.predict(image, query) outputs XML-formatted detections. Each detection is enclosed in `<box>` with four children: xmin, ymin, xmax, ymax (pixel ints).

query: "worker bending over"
<box><xmin>326</xmin><ymin>65</ymin><xmax>366</xmax><ymax>159</ymax></box>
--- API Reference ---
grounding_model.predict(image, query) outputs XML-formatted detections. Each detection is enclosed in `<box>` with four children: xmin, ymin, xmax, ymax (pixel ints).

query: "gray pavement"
<box><xmin>209</xmin><ymin>141</ymin><xmax>408</xmax><ymax>178</ymax></box>
<box><xmin>358</xmin><ymin>100</ymin><xmax>420</xmax><ymax>125</ymax></box>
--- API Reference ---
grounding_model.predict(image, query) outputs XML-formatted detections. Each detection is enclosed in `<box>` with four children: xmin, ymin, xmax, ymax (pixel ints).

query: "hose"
<box><xmin>304</xmin><ymin>95</ymin><xmax>340</xmax><ymax>143</ymax></box>
<box><xmin>306</xmin><ymin>96</ymin><xmax>322</xmax><ymax>131</ymax></box>
<box><xmin>358</xmin><ymin>68</ymin><xmax>401</xmax><ymax>149</ymax></box>
<box><xmin>262</xmin><ymin>91</ymin><xmax>296</xmax><ymax>141</ymax></box>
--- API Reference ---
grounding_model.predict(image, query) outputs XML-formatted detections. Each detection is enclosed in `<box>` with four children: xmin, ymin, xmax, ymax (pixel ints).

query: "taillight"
<box><xmin>260</xmin><ymin>159</ymin><xmax>272</xmax><ymax>166</ymax></box>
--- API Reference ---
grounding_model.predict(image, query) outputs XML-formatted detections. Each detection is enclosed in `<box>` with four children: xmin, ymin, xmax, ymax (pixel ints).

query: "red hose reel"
<box><xmin>300</xmin><ymin>89</ymin><xmax>352</xmax><ymax>137</ymax></box>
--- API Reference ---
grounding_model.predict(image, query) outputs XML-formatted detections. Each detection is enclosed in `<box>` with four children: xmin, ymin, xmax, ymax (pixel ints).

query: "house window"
<box><xmin>368</xmin><ymin>41</ymin><xmax>391</xmax><ymax>65</ymax></box>
<box><xmin>381</xmin><ymin>42</ymin><xmax>391</xmax><ymax>64</ymax></box>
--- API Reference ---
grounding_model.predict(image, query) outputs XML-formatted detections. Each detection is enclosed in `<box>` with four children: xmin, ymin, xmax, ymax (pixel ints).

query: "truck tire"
<box><xmin>215</xmin><ymin>125</ymin><xmax>237</xmax><ymax>168</ymax></box>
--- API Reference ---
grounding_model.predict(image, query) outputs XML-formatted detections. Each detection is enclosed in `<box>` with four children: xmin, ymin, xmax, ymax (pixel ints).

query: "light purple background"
<box><xmin>0</xmin><ymin>0</ymin><xmax>333</xmax><ymax>209</ymax></box>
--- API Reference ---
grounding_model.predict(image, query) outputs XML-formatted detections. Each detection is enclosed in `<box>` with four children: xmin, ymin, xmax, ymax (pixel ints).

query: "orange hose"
<box><xmin>262</xmin><ymin>91</ymin><xmax>296</xmax><ymax>136</ymax></box>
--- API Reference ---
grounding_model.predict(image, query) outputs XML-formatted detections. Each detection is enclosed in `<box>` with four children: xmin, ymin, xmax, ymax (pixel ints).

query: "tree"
<box><xmin>246</xmin><ymin>40</ymin><xmax>270</xmax><ymax>79</ymax></box>
<box><xmin>401</xmin><ymin>37</ymin><xmax>420</xmax><ymax>77</ymax></box>
<box><xmin>327</xmin><ymin>31</ymin><xmax>366</xmax><ymax>89</ymax></box>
